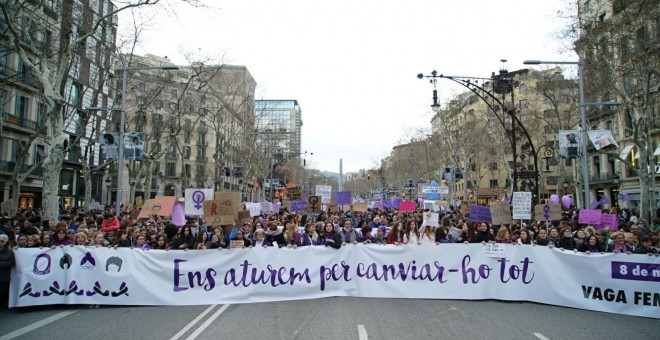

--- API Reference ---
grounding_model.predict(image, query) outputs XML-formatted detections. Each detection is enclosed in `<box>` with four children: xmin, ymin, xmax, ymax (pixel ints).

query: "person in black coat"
<box><xmin>472</xmin><ymin>222</ymin><xmax>493</xmax><ymax>243</ymax></box>
<box><xmin>557</xmin><ymin>227</ymin><xmax>577</xmax><ymax>250</ymax></box>
<box><xmin>0</xmin><ymin>234</ymin><xmax>15</xmax><ymax>308</ymax></box>
<box><xmin>319</xmin><ymin>222</ymin><xmax>341</xmax><ymax>249</ymax></box>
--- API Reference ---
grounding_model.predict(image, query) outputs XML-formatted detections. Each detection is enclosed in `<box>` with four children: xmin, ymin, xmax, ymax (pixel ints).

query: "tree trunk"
<box><xmin>81</xmin><ymin>162</ymin><xmax>92</xmax><ymax>213</ymax></box>
<box><xmin>42</xmin><ymin>105</ymin><xmax>66</xmax><ymax>225</ymax></box>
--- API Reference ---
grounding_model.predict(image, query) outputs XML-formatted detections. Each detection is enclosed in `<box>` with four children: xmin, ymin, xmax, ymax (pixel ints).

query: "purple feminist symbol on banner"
<box><xmin>543</xmin><ymin>205</ymin><xmax>550</xmax><ymax>220</ymax></box>
<box><xmin>192</xmin><ymin>190</ymin><xmax>205</xmax><ymax>210</ymax></box>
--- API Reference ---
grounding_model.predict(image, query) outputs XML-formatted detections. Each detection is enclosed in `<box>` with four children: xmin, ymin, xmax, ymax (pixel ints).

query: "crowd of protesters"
<box><xmin>1</xmin><ymin>203</ymin><xmax>659</xmax><ymax>308</ymax></box>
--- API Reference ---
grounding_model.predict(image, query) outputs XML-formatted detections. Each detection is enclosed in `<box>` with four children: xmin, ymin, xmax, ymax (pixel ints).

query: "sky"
<box><xmin>120</xmin><ymin>0</ymin><xmax>576</xmax><ymax>174</ymax></box>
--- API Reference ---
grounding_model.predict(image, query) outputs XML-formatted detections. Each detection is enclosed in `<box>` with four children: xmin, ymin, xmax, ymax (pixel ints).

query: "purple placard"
<box><xmin>384</xmin><ymin>199</ymin><xmax>394</xmax><ymax>208</ymax></box>
<box><xmin>334</xmin><ymin>191</ymin><xmax>352</xmax><ymax>205</ymax></box>
<box><xmin>611</xmin><ymin>261</ymin><xmax>660</xmax><ymax>282</ymax></box>
<box><xmin>469</xmin><ymin>205</ymin><xmax>492</xmax><ymax>224</ymax></box>
<box><xmin>392</xmin><ymin>198</ymin><xmax>402</xmax><ymax>208</ymax></box>
<box><xmin>373</xmin><ymin>201</ymin><xmax>384</xmax><ymax>209</ymax></box>
<box><xmin>290</xmin><ymin>200</ymin><xmax>307</xmax><ymax>212</ymax></box>
<box><xmin>599</xmin><ymin>213</ymin><xmax>617</xmax><ymax>229</ymax></box>
<box><xmin>272</xmin><ymin>203</ymin><xmax>281</xmax><ymax>214</ymax></box>
<box><xmin>578</xmin><ymin>209</ymin><xmax>602</xmax><ymax>225</ymax></box>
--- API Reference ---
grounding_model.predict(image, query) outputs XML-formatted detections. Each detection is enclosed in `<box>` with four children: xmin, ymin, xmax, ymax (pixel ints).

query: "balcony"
<box><xmin>1</xmin><ymin>112</ymin><xmax>47</xmax><ymax>134</ymax></box>
<box><xmin>0</xmin><ymin>64</ymin><xmax>40</xmax><ymax>89</ymax></box>
<box><xmin>590</xmin><ymin>172</ymin><xmax>616</xmax><ymax>183</ymax></box>
<box><xmin>0</xmin><ymin>160</ymin><xmax>44</xmax><ymax>177</ymax></box>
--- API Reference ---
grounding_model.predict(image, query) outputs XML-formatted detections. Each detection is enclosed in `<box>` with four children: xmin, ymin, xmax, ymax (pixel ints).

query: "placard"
<box><xmin>578</xmin><ymin>209</ymin><xmax>602</xmax><ymax>225</ymax></box>
<box><xmin>214</xmin><ymin>192</ymin><xmax>241</xmax><ymax>218</ymax></box>
<box><xmin>237</xmin><ymin>210</ymin><xmax>252</xmax><ymax>225</ymax></box>
<box><xmin>489</xmin><ymin>202</ymin><xmax>512</xmax><ymax>225</ymax></box>
<box><xmin>245</xmin><ymin>202</ymin><xmax>261</xmax><ymax>217</ymax></box>
<box><xmin>185</xmin><ymin>188</ymin><xmax>214</xmax><ymax>215</ymax></box>
<box><xmin>534</xmin><ymin>204</ymin><xmax>562</xmax><ymax>221</ymax></box>
<box><xmin>203</xmin><ymin>200</ymin><xmax>235</xmax><ymax>226</ymax></box>
<box><xmin>470</xmin><ymin>205</ymin><xmax>492</xmax><ymax>224</ymax></box>
<box><xmin>599</xmin><ymin>213</ymin><xmax>618</xmax><ymax>229</ymax></box>
<box><xmin>328</xmin><ymin>203</ymin><xmax>338</xmax><ymax>213</ymax></box>
<box><xmin>290</xmin><ymin>200</ymin><xmax>307</xmax><ymax>212</ymax></box>
<box><xmin>422</xmin><ymin>186</ymin><xmax>449</xmax><ymax>194</ymax></box>
<box><xmin>399</xmin><ymin>201</ymin><xmax>416</xmax><ymax>212</ymax></box>
<box><xmin>315</xmin><ymin>185</ymin><xmax>332</xmax><ymax>204</ymax></box>
<box><xmin>483</xmin><ymin>243</ymin><xmax>506</xmax><ymax>258</ymax></box>
<box><xmin>230</xmin><ymin>240</ymin><xmax>245</xmax><ymax>249</ymax></box>
<box><xmin>333</xmin><ymin>191</ymin><xmax>352</xmax><ymax>205</ymax></box>
<box><xmin>287</xmin><ymin>187</ymin><xmax>303</xmax><ymax>201</ymax></box>
<box><xmin>259</xmin><ymin>202</ymin><xmax>274</xmax><ymax>214</ymax></box>
<box><xmin>352</xmin><ymin>202</ymin><xmax>368</xmax><ymax>212</ymax></box>
<box><xmin>307</xmin><ymin>196</ymin><xmax>322</xmax><ymax>213</ymax></box>
<box><xmin>138</xmin><ymin>196</ymin><xmax>176</xmax><ymax>218</ymax></box>
<box><xmin>427</xmin><ymin>213</ymin><xmax>439</xmax><ymax>227</ymax></box>
<box><xmin>511</xmin><ymin>192</ymin><xmax>532</xmax><ymax>220</ymax></box>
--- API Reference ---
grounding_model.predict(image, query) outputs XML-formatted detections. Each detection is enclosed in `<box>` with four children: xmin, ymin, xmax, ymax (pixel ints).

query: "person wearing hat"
<box><xmin>0</xmin><ymin>233</ymin><xmax>15</xmax><ymax>308</ymax></box>
<box><xmin>252</xmin><ymin>228</ymin><xmax>271</xmax><ymax>248</ymax></box>
<box><xmin>635</xmin><ymin>236</ymin><xmax>658</xmax><ymax>255</ymax></box>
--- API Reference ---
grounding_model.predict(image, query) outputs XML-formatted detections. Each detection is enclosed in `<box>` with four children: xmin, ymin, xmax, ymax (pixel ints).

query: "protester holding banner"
<box><xmin>535</xmin><ymin>229</ymin><xmax>551</xmax><ymax>246</ymax></box>
<box><xmin>50</xmin><ymin>228</ymin><xmax>73</xmax><ymax>247</ymax></box>
<box><xmin>472</xmin><ymin>223</ymin><xmax>492</xmax><ymax>243</ymax></box>
<box><xmin>172</xmin><ymin>225</ymin><xmax>195</xmax><ymax>250</ymax></box>
<box><xmin>635</xmin><ymin>236</ymin><xmax>658</xmax><ymax>255</ymax></box>
<box><xmin>290</xmin><ymin>223</ymin><xmax>319</xmax><ymax>248</ymax></box>
<box><xmin>557</xmin><ymin>227</ymin><xmax>577</xmax><ymax>251</ymax></box>
<box><xmin>319</xmin><ymin>222</ymin><xmax>341</xmax><ymax>249</ymax></box>
<box><xmin>194</xmin><ymin>232</ymin><xmax>211</xmax><ymax>250</ymax></box>
<box><xmin>404</xmin><ymin>220</ymin><xmax>421</xmax><ymax>245</ymax></box>
<box><xmin>339</xmin><ymin>220</ymin><xmax>359</xmax><ymax>245</ymax></box>
<box><xmin>495</xmin><ymin>227</ymin><xmax>511</xmax><ymax>244</ymax></box>
<box><xmin>252</xmin><ymin>229</ymin><xmax>271</xmax><ymax>248</ymax></box>
<box><xmin>606</xmin><ymin>232</ymin><xmax>632</xmax><ymax>254</ymax></box>
<box><xmin>0</xmin><ymin>234</ymin><xmax>14</xmax><ymax>308</ymax></box>
<box><xmin>387</xmin><ymin>222</ymin><xmax>406</xmax><ymax>245</ymax></box>
<box><xmin>577</xmin><ymin>236</ymin><xmax>600</xmax><ymax>254</ymax></box>
<box><xmin>264</xmin><ymin>223</ymin><xmax>285</xmax><ymax>248</ymax></box>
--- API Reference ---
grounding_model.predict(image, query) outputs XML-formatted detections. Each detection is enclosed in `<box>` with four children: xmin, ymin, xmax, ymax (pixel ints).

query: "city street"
<box><xmin>1</xmin><ymin>298</ymin><xmax>658</xmax><ymax>340</ymax></box>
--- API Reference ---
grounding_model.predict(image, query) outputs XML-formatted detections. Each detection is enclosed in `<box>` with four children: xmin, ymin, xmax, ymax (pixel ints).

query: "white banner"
<box><xmin>422</xmin><ymin>186</ymin><xmax>449</xmax><ymax>194</ymax></box>
<box><xmin>184</xmin><ymin>189</ymin><xmax>214</xmax><ymax>215</ymax></box>
<box><xmin>9</xmin><ymin>246</ymin><xmax>659</xmax><ymax>318</ymax></box>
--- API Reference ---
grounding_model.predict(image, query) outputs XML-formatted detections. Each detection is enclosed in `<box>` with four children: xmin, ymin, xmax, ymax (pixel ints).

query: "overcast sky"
<box><xmin>121</xmin><ymin>0</ymin><xmax>575</xmax><ymax>174</ymax></box>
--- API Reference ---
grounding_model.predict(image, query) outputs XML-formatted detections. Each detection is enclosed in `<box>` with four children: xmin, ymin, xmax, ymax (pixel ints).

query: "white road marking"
<box><xmin>169</xmin><ymin>304</ymin><xmax>218</xmax><ymax>340</ymax></box>
<box><xmin>358</xmin><ymin>324</ymin><xmax>369</xmax><ymax>340</ymax></box>
<box><xmin>185</xmin><ymin>304</ymin><xmax>231</xmax><ymax>340</ymax></box>
<box><xmin>0</xmin><ymin>309</ymin><xmax>80</xmax><ymax>340</ymax></box>
<box><xmin>533</xmin><ymin>332</ymin><xmax>550</xmax><ymax>340</ymax></box>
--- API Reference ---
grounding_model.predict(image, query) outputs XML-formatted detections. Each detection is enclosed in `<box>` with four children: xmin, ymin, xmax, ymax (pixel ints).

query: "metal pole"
<box><xmin>116</xmin><ymin>68</ymin><xmax>127</xmax><ymax>216</ymax></box>
<box><xmin>578</xmin><ymin>62</ymin><xmax>589</xmax><ymax>209</ymax></box>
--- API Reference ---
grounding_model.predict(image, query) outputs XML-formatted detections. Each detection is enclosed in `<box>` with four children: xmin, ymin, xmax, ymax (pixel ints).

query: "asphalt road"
<box><xmin>1</xmin><ymin>298</ymin><xmax>658</xmax><ymax>340</ymax></box>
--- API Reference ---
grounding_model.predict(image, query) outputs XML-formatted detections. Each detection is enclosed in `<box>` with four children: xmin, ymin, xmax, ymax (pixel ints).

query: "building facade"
<box><xmin>0</xmin><ymin>0</ymin><xmax>117</xmax><ymax>210</ymax></box>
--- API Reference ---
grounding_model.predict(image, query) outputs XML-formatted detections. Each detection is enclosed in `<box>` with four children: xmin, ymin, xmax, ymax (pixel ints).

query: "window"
<box><xmin>166</xmin><ymin>162</ymin><xmax>176</xmax><ymax>176</ymax></box>
<box><xmin>71</xmin><ymin>82</ymin><xmax>82</xmax><ymax>108</ymax></box>
<box><xmin>489</xmin><ymin>179</ymin><xmax>498</xmax><ymax>188</ymax></box>
<box><xmin>137</xmin><ymin>83</ymin><xmax>146</xmax><ymax>92</ymax></box>
<box><xmin>34</xmin><ymin>144</ymin><xmax>46</xmax><ymax>163</ymax></box>
<box><xmin>198</xmin><ymin>133</ymin><xmax>206</xmax><ymax>145</ymax></box>
<box><xmin>563</xmin><ymin>110</ymin><xmax>570</xmax><ymax>118</ymax></box>
<box><xmin>169</xmin><ymin>102</ymin><xmax>178</xmax><ymax>110</ymax></box>
<box><xmin>197</xmin><ymin>146</ymin><xmax>206</xmax><ymax>158</ymax></box>
<box><xmin>42</xmin><ymin>30</ymin><xmax>52</xmax><ymax>56</ymax></box>
<box><xmin>0</xmin><ymin>89</ymin><xmax>8</xmax><ymax>114</ymax></box>
<box><xmin>15</xmin><ymin>95</ymin><xmax>28</xmax><ymax>118</ymax></box>
<box><xmin>152</xmin><ymin>162</ymin><xmax>161</xmax><ymax>176</ymax></box>
<box><xmin>151</xmin><ymin>142</ymin><xmax>161</xmax><ymax>153</ymax></box>
<box><xmin>635</xmin><ymin>27</ymin><xmax>648</xmax><ymax>52</ymax></box>
<box><xmin>170</xmin><ymin>89</ymin><xmax>177</xmax><ymax>99</ymax></box>
<box><xmin>519</xmin><ymin>84</ymin><xmax>527</xmax><ymax>94</ymax></box>
<box><xmin>184</xmin><ymin>118</ymin><xmax>191</xmax><ymax>130</ymax></box>
<box><xmin>184</xmin><ymin>131</ymin><xmax>191</xmax><ymax>143</ymax></box>
<box><xmin>183</xmin><ymin>146</ymin><xmax>191</xmax><ymax>159</ymax></box>
<box><xmin>153</xmin><ymin>113</ymin><xmax>162</xmax><ymax>123</ymax></box>
<box><xmin>519</xmin><ymin>99</ymin><xmax>528</xmax><ymax>108</ymax></box>
<box><xmin>137</xmin><ymin>96</ymin><xmax>145</xmax><ymax>106</ymax></box>
<box><xmin>488</xmin><ymin>162</ymin><xmax>498</xmax><ymax>170</ymax></box>
<box><xmin>184</xmin><ymin>164</ymin><xmax>191</xmax><ymax>177</ymax></box>
<box><xmin>543</xmin><ymin>110</ymin><xmax>556</xmax><ymax>118</ymax></box>
<box><xmin>544</xmin><ymin>125</ymin><xmax>559</xmax><ymax>134</ymax></box>
<box><xmin>196</xmin><ymin>165</ymin><xmax>205</xmax><ymax>178</ymax></box>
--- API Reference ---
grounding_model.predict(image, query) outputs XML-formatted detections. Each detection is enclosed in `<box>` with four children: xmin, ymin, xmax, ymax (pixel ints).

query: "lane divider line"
<box><xmin>358</xmin><ymin>324</ymin><xmax>369</xmax><ymax>340</ymax></box>
<box><xmin>169</xmin><ymin>304</ymin><xmax>218</xmax><ymax>340</ymax></box>
<box><xmin>534</xmin><ymin>332</ymin><xmax>550</xmax><ymax>340</ymax></box>
<box><xmin>185</xmin><ymin>304</ymin><xmax>231</xmax><ymax>340</ymax></box>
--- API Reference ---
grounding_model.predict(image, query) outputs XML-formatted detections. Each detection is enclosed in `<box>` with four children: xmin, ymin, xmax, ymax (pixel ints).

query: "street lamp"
<box><xmin>105</xmin><ymin>176</ymin><xmax>112</xmax><ymax>205</ymax></box>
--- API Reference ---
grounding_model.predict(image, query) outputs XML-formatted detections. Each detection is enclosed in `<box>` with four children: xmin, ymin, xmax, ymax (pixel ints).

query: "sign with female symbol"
<box><xmin>185</xmin><ymin>188</ymin><xmax>213</xmax><ymax>215</ymax></box>
<box><xmin>534</xmin><ymin>204</ymin><xmax>561</xmax><ymax>221</ymax></box>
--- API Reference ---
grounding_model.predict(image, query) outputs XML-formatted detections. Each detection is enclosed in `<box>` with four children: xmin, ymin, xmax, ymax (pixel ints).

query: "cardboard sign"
<box><xmin>138</xmin><ymin>196</ymin><xmax>176</xmax><ymax>218</ymax></box>
<box><xmin>307</xmin><ymin>196</ymin><xmax>322</xmax><ymax>213</ymax></box>
<box><xmin>484</xmin><ymin>243</ymin><xmax>506</xmax><ymax>258</ymax></box>
<box><xmin>328</xmin><ymin>203</ymin><xmax>338</xmax><ymax>213</ymax></box>
<box><xmin>352</xmin><ymin>202</ymin><xmax>368</xmax><ymax>212</ymax></box>
<box><xmin>334</xmin><ymin>191</ymin><xmax>352</xmax><ymax>205</ymax></box>
<box><xmin>287</xmin><ymin>187</ymin><xmax>303</xmax><ymax>201</ymax></box>
<box><xmin>579</xmin><ymin>209</ymin><xmax>602</xmax><ymax>225</ymax></box>
<box><xmin>470</xmin><ymin>205</ymin><xmax>492</xmax><ymax>224</ymax></box>
<box><xmin>185</xmin><ymin>188</ymin><xmax>214</xmax><ymax>215</ymax></box>
<box><xmin>135</xmin><ymin>196</ymin><xmax>144</xmax><ymax>209</ymax></box>
<box><xmin>237</xmin><ymin>210</ymin><xmax>252</xmax><ymax>225</ymax></box>
<box><xmin>259</xmin><ymin>201</ymin><xmax>274</xmax><ymax>214</ymax></box>
<box><xmin>203</xmin><ymin>200</ymin><xmax>235</xmax><ymax>226</ymax></box>
<box><xmin>88</xmin><ymin>202</ymin><xmax>104</xmax><ymax>211</ymax></box>
<box><xmin>489</xmin><ymin>202</ymin><xmax>512</xmax><ymax>225</ymax></box>
<box><xmin>399</xmin><ymin>201</ymin><xmax>416</xmax><ymax>212</ymax></box>
<box><xmin>230</xmin><ymin>240</ymin><xmax>245</xmax><ymax>249</ymax></box>
<box><xmin>460</xmin><ymin>201</ymin><xmax>473</xmax><ymax>215</ymax></box>
<box><xmin>214</xmin><ymin>192</ymin><xmax>241</xmax><ymax>218</ymax></box>
<box><xmin>511</xmin><ymin>192</ymin><xmax>532</xmax><ymax>220</ymax></box>
<box><xmin>534</xmin><ymin>204</ymin><xmax>562</xmax><ymax>221</ymax></box>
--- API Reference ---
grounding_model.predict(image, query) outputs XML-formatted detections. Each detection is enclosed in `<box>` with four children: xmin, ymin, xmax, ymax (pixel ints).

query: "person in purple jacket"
<box><xmin>359</xmin><ymin>226</ymin><xmax>375</xmax><ymax>244</ymax></box>
<box><xmin>50</xmin><ymin>228</ymin><xmax>73</xmax><ymax>248</ymax></box>
<box><xmin>319</xmin><ymin>222</ymin><xmax>341</xmax><ymax>249</ymax></box>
